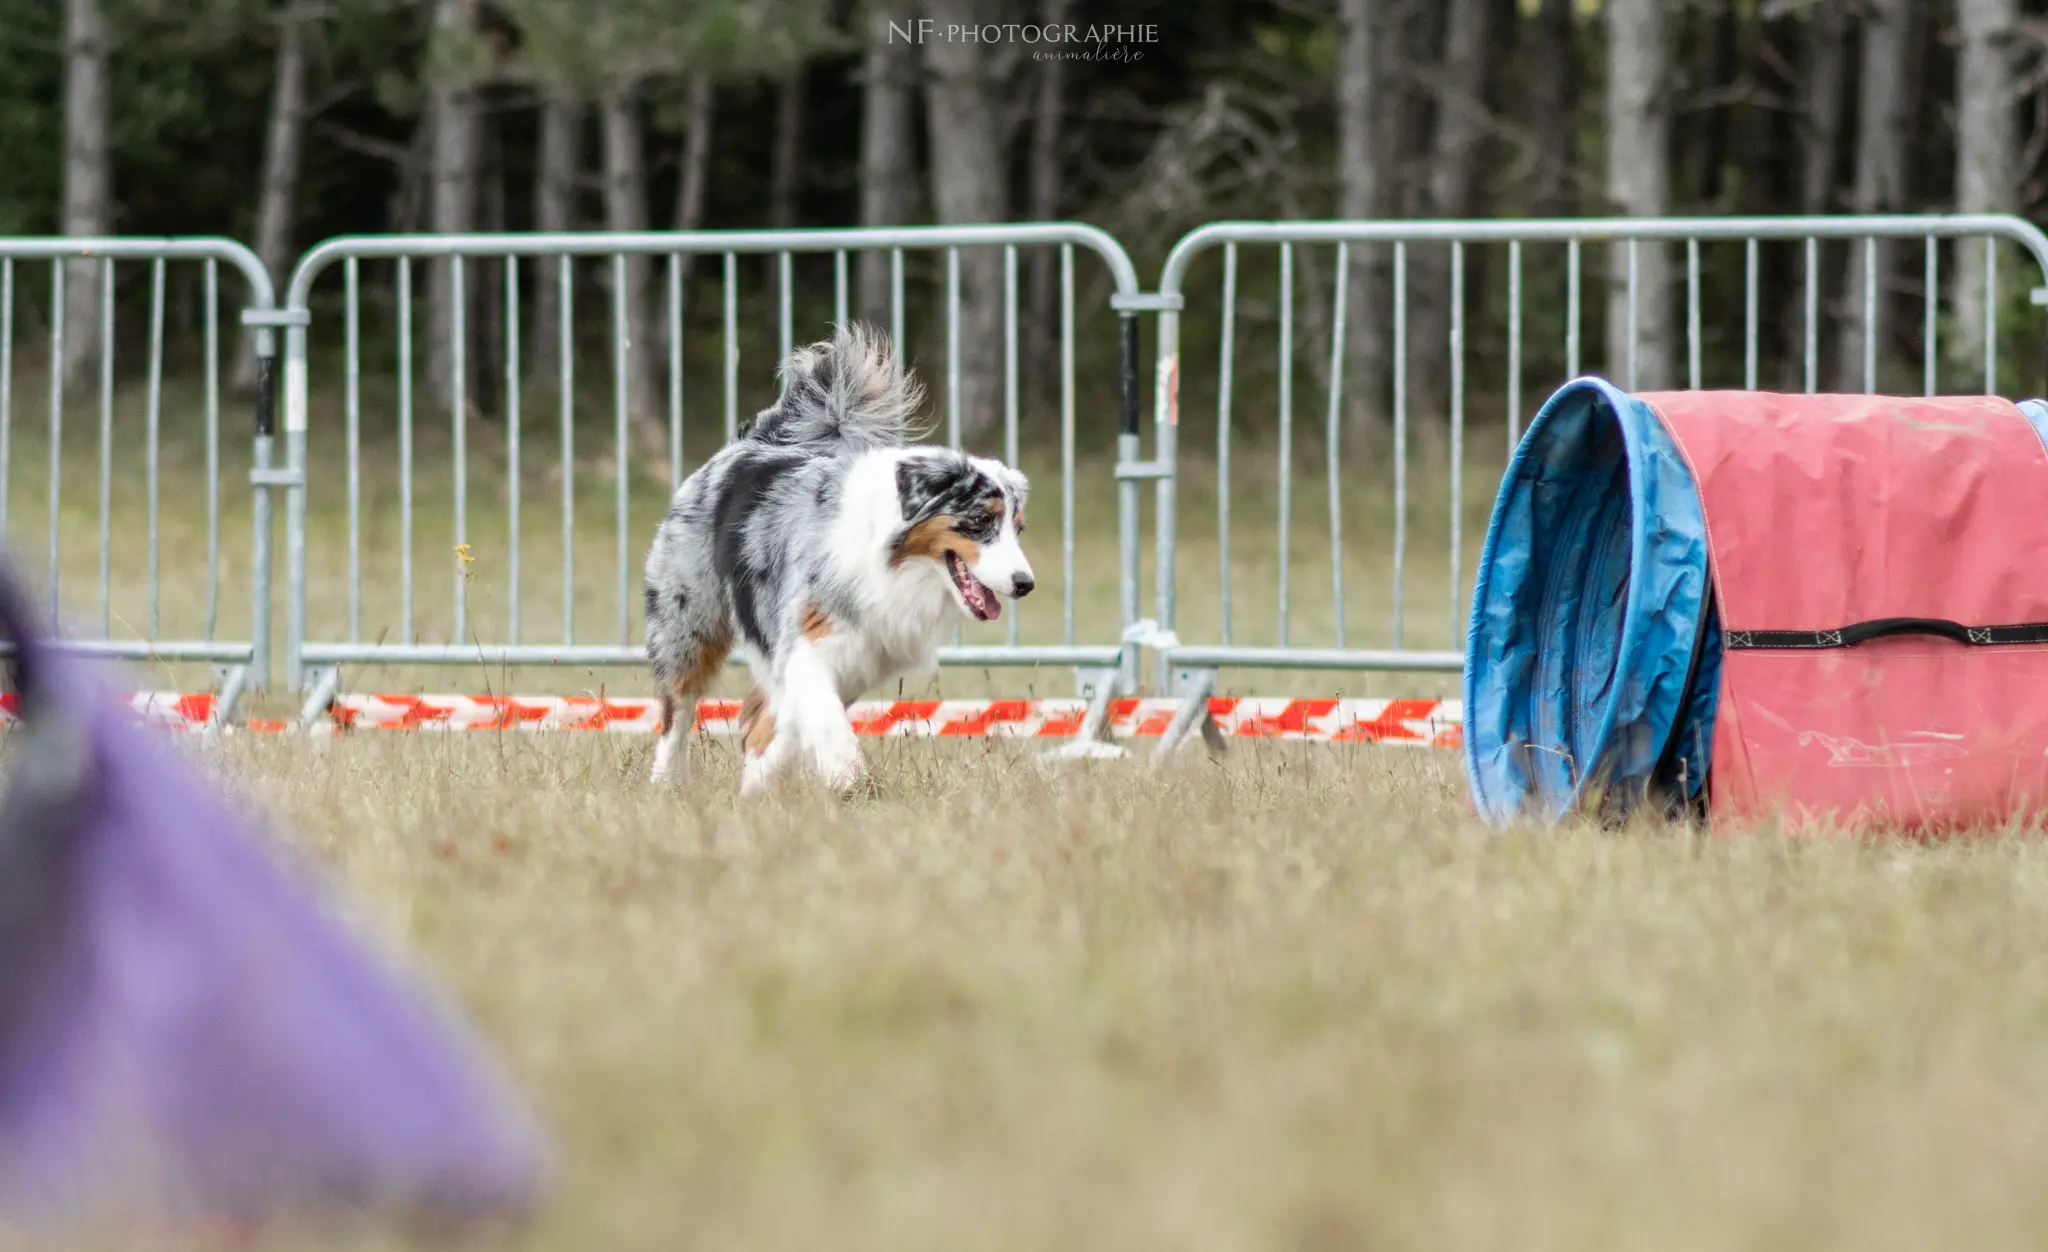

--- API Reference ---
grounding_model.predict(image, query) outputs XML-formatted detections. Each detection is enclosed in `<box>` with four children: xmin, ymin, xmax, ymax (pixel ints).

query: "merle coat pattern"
<box><xmin>642</xmin><ymin>325</ymin><xmax>1033</xmax><ymax>793</ymax></box>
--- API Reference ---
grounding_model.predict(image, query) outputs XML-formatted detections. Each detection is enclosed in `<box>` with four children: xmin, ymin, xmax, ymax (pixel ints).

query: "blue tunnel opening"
<box><xmin>1463</xmin><ymin>378</ymin><xmax>1720</xmax><ymax>825</ymax></box>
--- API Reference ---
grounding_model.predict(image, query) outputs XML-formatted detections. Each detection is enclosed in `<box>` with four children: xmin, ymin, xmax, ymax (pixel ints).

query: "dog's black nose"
<box><xmin>1011</xmin><ymin>574</ymin><xmax>1035</xmax><ymax>598</ymax></box>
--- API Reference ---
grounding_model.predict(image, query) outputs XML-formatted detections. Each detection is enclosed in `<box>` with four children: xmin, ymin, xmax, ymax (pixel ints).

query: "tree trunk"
<box><xmin>62</xmin><ymin>0</ymin><xmax>111</xmax><ymax>390</ymax></box>
<box><xmin>1836</xmin><ymin>0</ymin><xmax>1913</xmax><ymax>391</ymax></box>
<box><xmin>600</xmin><ymin>82</ymin><xmax>657</xmax><ymax>425</ymax></box>
<box><xmin>1526</xmin><ymin>0</ymin><xmax>1578</xmax><ymax>215</ymax></box>
<box><xmin>858</xmin><ymin>11</ymin><xmax>918</xmax><ymax>327</ymax></box>
<box><xmin>1799</xmin><ymin>0</ymin><xmax>1847</xmax><ymax>214</ymax></box>
<box><xmin>1954</xmin><ymin>0</ymin><xmax>2019</xmax><ymax>376</ymax></box>
<box><xmin>660</xmin><ymin>74</ymin><xmax>712</xmax><ymax>387</ymax></box>
<box><xmin>1603</xmin><ymin>0</ymin><xmax>1673</xmax><ymax>388</ymax></box>
<box><xmin>1024</xmin><ymin>0</ymin><xmax>1070</xmax><ymax>404</ymax></box>
<box><xmin>1694</xmin><ymin>0</ymin><xmax>1741</xmax><ymax>208</ymax></box>
<box><xmin>674</xmin><ymin>74</ymin><xmax>714</xmax><ymax>234</ymax></box>
<box><xmin>1408</xmin><ymin>0</ymin><xmax>1491</xmax><ymax>419</ymax></box>
<box><xmin>425</xmin><ymin>0</ymin><xmax>481</xmax><ymax>410</ymax></box>
<box><xmin>769</xmin><ymin>68</ymin><xmax>806</xmax><ymax>229</ymax></box>
<box><xmin>530</xmin><ymin>90</ymin><xmax>581</xmax><ymax>381</ymax></box>
<box><xmin>921</xmin><ymin>0</ymin><xmax>1008</xmax><ymax>441</ymax></box>
<box><xmin>237</xmin><ymin>0</ymin><xmax>312</xmax><ymax>393</ymax></box>
<box><xmin>1337</xmin><ymin>0</ymin><xmax>1386</xmax><ymax>433</ymax></box>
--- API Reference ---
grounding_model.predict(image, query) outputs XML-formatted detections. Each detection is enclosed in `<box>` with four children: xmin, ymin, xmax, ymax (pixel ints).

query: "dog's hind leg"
<box><xmin>649</xmin><ymin>629</ymin><xmax>731</xmax><ymax>785</ymax></box>
<box><xmin>650</xmin><ymin>694</ymin><xmax>694</xmax><ymax>784</ymax></box>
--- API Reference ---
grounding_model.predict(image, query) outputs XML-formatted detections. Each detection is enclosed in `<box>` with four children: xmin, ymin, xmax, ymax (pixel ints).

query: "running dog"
<box><xmin>642</xmin><ymin>325</ymin><xmax>1033</xmax><ymax>793</ymax></box>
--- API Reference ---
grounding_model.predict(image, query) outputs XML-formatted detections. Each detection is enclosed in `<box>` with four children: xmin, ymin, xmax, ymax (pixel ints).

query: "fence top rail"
<box><xmin>1157</xmin><ymin>213</ymin><xmax>2048</xmax><ymax>296</ymax></box>
<box><xmin>284</xmin><ymin>223</ymin><xmax>1141</xmax><ymax>309</ymax></box>
<box><xmin>0</xmin><ymin>236</ymin><xmax>275</xmax><ymax>304</ymax></box>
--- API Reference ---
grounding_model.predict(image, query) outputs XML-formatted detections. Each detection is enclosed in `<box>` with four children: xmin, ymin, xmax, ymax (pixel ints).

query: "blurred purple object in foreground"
<box><xmin>0</xmin><ymin>564</ymin><xmax>549</xmax><ymax>1226</ymax></box>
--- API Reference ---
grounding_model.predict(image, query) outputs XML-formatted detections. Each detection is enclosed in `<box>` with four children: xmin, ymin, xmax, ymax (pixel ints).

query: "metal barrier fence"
<box><xmin>278</xmin><ymin>226</ymin><xmax>1146</xmax><ymax>727</ymax></box>
<box><xmin>0</xmin><ymin>238</ymin><xmax>280</xmax><ymax>724</ymax></box>
<box><xmin>4</xmin><ymin>216</ymin><xmax>2045</xmax><ymax>743</ymax></box>
<box><xmin>1139</xmin><ymin>214</ymin><xmax>2048</xmax><ymax>750</ymax></box>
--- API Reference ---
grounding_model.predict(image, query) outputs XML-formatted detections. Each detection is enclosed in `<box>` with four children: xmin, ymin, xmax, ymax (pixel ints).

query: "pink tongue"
<box><xmin>975</xmin><ymin>583</ymin><xmax>1001</xmax><ymax>620</ymax></box>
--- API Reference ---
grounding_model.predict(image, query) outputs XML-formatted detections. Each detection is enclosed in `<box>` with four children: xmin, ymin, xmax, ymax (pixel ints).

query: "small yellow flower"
<box><xmin>454</xmin><ymin>543</ymin><xmax>474</xmax><ymax>565</ymax></box>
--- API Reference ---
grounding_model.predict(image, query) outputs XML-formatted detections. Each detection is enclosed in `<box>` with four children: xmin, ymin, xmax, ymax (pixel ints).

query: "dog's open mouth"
<box><xmin>944</xmin><ymin>551</ymin><xmax>1001</xmax><ymax>621</ymax></box>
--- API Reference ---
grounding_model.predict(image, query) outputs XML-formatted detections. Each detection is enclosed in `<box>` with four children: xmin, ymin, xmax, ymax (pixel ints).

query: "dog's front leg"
<box><xmin>780</xmin><ymin>642</ymin><xmax>866</xmax><ymax>795</ymax></box>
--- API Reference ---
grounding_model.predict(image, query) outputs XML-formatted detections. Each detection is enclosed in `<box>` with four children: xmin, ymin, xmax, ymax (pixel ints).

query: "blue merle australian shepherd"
<box><xmin>642</xmin><ymin>325</ymin><xmax>1034</xmax><ymax>793</ymax></box>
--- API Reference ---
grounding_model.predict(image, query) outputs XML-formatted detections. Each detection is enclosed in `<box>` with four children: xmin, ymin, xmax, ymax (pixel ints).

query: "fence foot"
<box><xmin>208</xmin><ymin>665</ymin><xmax>250</xmax><ymax>734</ymax></box>
<box><xmin>1153</xmin><ymin>668</ymin><xmax>1225</xmax><ymax>762</ymax></box>
<box><xmin>1044</xmin><ymin>666</ymin><xmax>1129</xmax><ymax>761</ymax></box>
<box><xmin>296</xmin><ymin>666</ymin><xmax>341</xmax><ymax>731</ymax></box>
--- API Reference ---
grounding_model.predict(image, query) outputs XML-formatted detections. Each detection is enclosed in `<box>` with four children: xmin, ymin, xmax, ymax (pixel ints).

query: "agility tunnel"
<box><xmin>1465</xmin><ymin>378</ymin><xmax>2048</xmax><ymax>832</ymax></box>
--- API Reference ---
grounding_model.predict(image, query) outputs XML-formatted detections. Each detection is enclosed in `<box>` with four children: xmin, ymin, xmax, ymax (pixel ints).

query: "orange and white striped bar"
<box><xmin>0</xmin><ymin>691</ymin><xmax>228</xmax><ymax>732</ymax></box>
<box><xmin>0</xmin><ymin>692</ymin><xmax>1465</xmax><ymax>747</ymax></box>
<box><xmin>321</xmin><ymin>694</ymin><xmax>1464</xmax><ymax>747</ymax></box>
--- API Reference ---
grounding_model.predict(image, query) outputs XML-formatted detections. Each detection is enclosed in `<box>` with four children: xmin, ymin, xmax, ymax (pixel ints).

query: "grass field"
<box><xmin>64</xmin><ymin>733</ymin><xmax>2048</xmax><ymax>1250</ymax></box>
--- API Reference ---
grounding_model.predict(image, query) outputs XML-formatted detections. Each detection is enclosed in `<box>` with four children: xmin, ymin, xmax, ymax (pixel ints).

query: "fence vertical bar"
<box><xmin>1508</xmin><ymin>240</ymin><xmax>1522</xmax><ymax>449</ymax></box>
<box><xmin>946</xmin><ymin>248</ymin><xmax>961</xmax><ymax>449</ymax></box>
<box><xmin>0</xmin><ymin>260</ymin><xmax>10</xmax><ymax>543</ymax></box>
<box><xmin>1449</xmin><ymin>240</ymin><xmax>1465</xmax><ymax>641</ymax></box>
<box><xmin>667</xmin><ymin>254</ymin><xmax>682</xmax><ymax>488</ymax></box>
<box><xmin>398</xmin><ymin>258</ymin><xmax>415</xmax><ymax>643</ymax></box>
<box><xmin>1625</xmin><ymin>240</ymin><xmax>1639</xmax><ymax>390</ymax></box>
<box><xmin>723</xmin><ymin>252</ymin><xmax>738</xmax><ymax>441</ymax></box>
<box><xmin>1686</xmin><ymin>238</ymin><xmax>1702</xmax><ymax>389</ymax></box>
<box><xmin>204</xmin><ymin>262</ymin><xmax>219</xmax><ymax>640</ymax></box>
<box><xmin>1804</xmin><ymin>238</ymin><xmax>1819</xmax><ymax>393</ymax></box>
<box><xmin>1325</xmin><ymin>243</ymin><xmax>1348</xmax><ymax>648</ymax></box>
<box><xmin>1003</xmin><ymin>243</ymin><xmax>1020</xmax><ymax>646</ymax></box>
<box><xmin>344</xmin><ymin>259</ymin><xmax>360</xmax><ymax>640</ymax></box>
<box><xmin>1393</xmin><ymin>240</ymin><xmax>1408</xmax><ymax>649</ymax></box>
<box><xmin>97</xmin><ymin>258</ymin><xmax>112</xmax><ymax>637</ymax></box>
<box><xmin>613</xmin><ymin>253</ymin><xmax>629</xmax><ymax>646</ymax></box>
<box><xmin>47</xmin><ymin>260</ymin><xmax>61</xmax><ymax>626</ymax></box>
<box><xmin>1923</xmin><ymin>236</ymin><xmax>1937</xmax><ymax>396</ymax></box>
<box><xmin>1862</xmin><ymin>237</ymin><xmax>1877</xmax><ymax>393</ymax></box>
<box><xmin>834</xmin><ymin>250</ymin><xmax>849</xmax><ymax>329</ymax></box>
<box><xmin>1744</xmin><ymin>238</ymin><xmax>1759</xmax><ymax>390</ymax></box>
<box><xmin>1059</xmin><ymin>244</ymin><xmax>1075</xmax><ymax>645</ymax></box>
<box><xmin>1217</xmin><ymin>243</ymin><xmax>1237</xmax><ymax>646</ymax></box>
<box><xmin>1116</xmin><ymin>301</ymin><xmax>1141</xmax><ymax>689</ymax></box>
<box><xmin>506</xmin><ymin>256</ymin><xmax>521</xmax><ymax>645</ymax></box>
<box><xmin>1985</xmin><ymin>238</ymin><xmax>1998</xmax><ymax>393</ymax></box>
<box><xmin>778</xmin><ymin>251</ymin><xmax>793</xmax><ymax>369</ymax></box>
<box><xmin>559</xmin><ymin>255</ymin><xmax>575</xmax><ymax>645</ymax></box>
<box><xmin>452</xmin><ymin>254</ymin><xmax>467</xmax><ymax>643</ymax></box>
<box><xmin>1566</xmin><ymin>239</ymin><xmax>1581</xmax><ymax>378</ymax></box>
<box><xmin>890</xmin><ymin>250</ymin><xmax>905</xmax><ymax>384</ymax></box>
<box><xmin>946</xmin><ymin>248</ymin><xmax>962</xmax><ymax>645</ymax></box>
<box><xmin>146</xmin><ymin>259</ymin><xmax>165</xmax><ymax>638</ymax></box>
<box><xmin>1277</xmin><ymin>243</ymin><xmax>1293</xmax><ymax>647</ymax></box>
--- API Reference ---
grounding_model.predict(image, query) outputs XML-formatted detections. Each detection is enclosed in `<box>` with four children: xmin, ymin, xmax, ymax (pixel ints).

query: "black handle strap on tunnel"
<box><xmin>1725</xmin><ymin>617</ymin><xmax>2048</xmax><ymax>650</ymax></box>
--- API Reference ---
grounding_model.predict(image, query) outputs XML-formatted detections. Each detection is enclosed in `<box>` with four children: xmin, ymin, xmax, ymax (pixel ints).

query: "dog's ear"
<box><xmin>894</xmin><ymin>453</ymin><xmax>974</xmax><ymax>526</ymax></box>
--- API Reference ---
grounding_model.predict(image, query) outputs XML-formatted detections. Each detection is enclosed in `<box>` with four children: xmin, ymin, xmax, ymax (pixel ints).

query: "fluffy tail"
<box><xmin>741</xmin><ymin>324</ymin><xmax>928</xmax><ymax>453</ymax></box>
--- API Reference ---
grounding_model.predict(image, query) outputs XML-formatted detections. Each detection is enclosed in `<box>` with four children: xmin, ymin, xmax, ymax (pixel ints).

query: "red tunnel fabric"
<box><xmin>1643</xmin><ymin>391</ymin><xmax>2048</xmax><ymax>832</ymax></box>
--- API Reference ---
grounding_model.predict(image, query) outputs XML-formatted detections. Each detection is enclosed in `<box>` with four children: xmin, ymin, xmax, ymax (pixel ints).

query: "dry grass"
<box><xmin>66</xmin><ymin>732</ymin><xmax>2048</xmax><ymax>1251</ymax></box>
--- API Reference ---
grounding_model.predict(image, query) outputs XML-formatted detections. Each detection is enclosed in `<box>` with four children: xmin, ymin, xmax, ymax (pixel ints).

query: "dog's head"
<box><xmin>889</xmin><ymin>452</ymin><xmax>1034</xmax><ymax>622</ymax></box>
